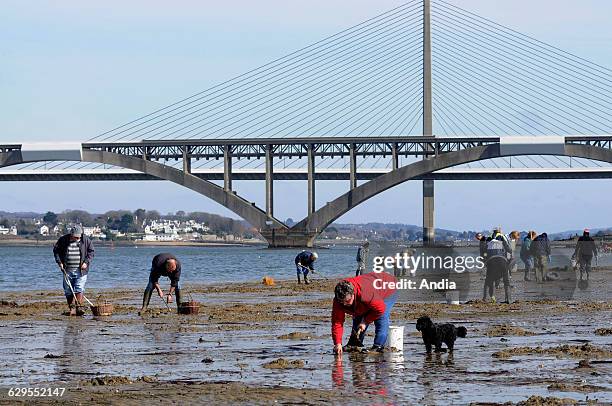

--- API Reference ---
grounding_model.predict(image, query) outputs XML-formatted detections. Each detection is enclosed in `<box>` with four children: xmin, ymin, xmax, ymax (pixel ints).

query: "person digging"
<box><xmin>53</xmin><ymin>225</ymin><xmax>95</xmax><ymax>316</ymax></box>
<box><xmin>294</xmin><ymin>250</ymin><xmax>318</xmax><ymax>284</ymax></box>
<box><xmin>332</xmin><ymin>272</ymin><xmax>398</xmax><ymax>355</ymax></box>
<box><xmin>139</xmin><ymin>253</ymin><xmax>182</xmax><ymax>315</ymax></box>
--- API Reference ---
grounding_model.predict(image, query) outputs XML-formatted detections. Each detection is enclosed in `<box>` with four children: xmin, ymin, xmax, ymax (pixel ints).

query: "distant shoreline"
<box><xmin>0</xmin><ymin>238</ymin><xmax>266</xmax><ymax>248</ymax></box>
<box><xmin>0</xmin><ymin>237</ymin><xmax>582</xmax><ymax>249</ymax></box>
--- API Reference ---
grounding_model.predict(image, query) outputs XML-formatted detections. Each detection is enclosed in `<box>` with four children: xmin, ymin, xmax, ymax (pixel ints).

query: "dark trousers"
<box><xmin>484</xmin><ymin>257</ymin><xmax>509</xmax><ymax>299</ymax></box>
<box><xmin>578</xmin><ymin>255</ymin><xmax>593</xmax><ymax>279</ymax></box>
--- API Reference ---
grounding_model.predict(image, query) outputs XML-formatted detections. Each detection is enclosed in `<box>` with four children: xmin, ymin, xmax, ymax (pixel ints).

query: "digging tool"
<box><xmin>159</xmin><ymin>293</ymin><xmax>171</xmax><ymax>311</ymax></box>
<box><xmin>309</xmin><ymin>268</ymin><xmax>328</xmax><ymax>280</ymax></box>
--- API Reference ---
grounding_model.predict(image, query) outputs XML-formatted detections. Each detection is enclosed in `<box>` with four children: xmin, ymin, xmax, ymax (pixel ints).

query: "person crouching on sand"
<box><xmin>140</xmin><ymin>253</ymin><xmax>182</xmax><ymax>314</ymax></box>
<box><xmin>332</xmin><ymin>272</ymin><xmax>398</xmax><ymax>355</ymax></box>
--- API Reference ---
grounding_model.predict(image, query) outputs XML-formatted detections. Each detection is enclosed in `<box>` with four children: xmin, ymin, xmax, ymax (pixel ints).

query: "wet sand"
<box><xmin>0</xmin><ymin>268</ymin><xmax>610</xmax><ymax>405</ymax></box>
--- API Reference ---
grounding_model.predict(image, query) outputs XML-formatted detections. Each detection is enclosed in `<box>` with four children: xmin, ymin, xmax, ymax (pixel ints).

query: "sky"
<box><xmin>1</xmin><ymin>0</ymin><xmax>611</xmax><ymax>232</ymax></box>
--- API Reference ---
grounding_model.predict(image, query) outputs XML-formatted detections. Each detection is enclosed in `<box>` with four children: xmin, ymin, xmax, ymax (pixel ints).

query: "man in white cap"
<box><xmin>53</xmin><ymin>225</ymin><xmax>95</xmax><ymax>316</ymax></box>
<box><xmin>294</xmin><ymin>251</ymin><xmax>318</xmax><ymax>284</ymax></box>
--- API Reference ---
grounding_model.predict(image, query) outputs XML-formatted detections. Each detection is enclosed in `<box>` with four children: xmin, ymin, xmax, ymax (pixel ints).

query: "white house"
<box><xmin>142</xmin><ymin>233</ymin><xmax>182</xmax><ymax>242</ymax></box>
<box><xmin>39</xmin><ymin>225</ymin><xmax>50</xmax><ymax>236</ymax></box>
<box><xmin>83</xmin><ymin>226</ymin><xmax>105</xmax><ymax>238</ymax></box>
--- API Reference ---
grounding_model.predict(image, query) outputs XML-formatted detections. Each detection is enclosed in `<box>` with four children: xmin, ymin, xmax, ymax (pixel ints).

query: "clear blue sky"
<box><xmin>1</xmin><ymin>0</ymin><xmax>610</xmax><ymax>232</ymax></box>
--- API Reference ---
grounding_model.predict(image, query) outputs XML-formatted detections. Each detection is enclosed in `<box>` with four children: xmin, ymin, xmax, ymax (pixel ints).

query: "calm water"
<box><xmin>1</xmin><ymin>244</ymin><xmax>609</xmax><ymax>292</ymax></box>
<box><xmin>0</xmin><ymin>245</ymin><xmax>357</xmax><ymax>291</ymax></box>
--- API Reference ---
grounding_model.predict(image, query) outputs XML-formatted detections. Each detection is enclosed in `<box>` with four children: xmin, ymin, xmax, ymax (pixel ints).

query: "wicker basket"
<box><xmin>178</xmin><ymin>293</ymin><xmax>200</xmax><ymax>315</ymax></box>
<box><xmin>90</xmin><ymin>295</ymin><xmax>114</xmax><ymax>316</ymax></box>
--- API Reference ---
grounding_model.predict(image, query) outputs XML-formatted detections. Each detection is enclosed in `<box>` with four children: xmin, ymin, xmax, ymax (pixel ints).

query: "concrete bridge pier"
<box><xmin>259</xmin><ymin>227</ymin><xmax>318</xmax><ymax>248</ymax></box>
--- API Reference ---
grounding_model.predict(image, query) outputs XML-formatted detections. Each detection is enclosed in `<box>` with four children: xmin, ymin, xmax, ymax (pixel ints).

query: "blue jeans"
<box><xmin>296</xmin><ymin>265</ymin><xmax>309</xmax><ymax>277</ymax></box>
<box><xmin>63</xmin><ymin>269</ymin><xmax>87</xmax><ymax>297</ymax></box>
<box><xmin>352</xmin><ymin>292</ymin><xmax>398</xmax><ymax>347</ymax></box>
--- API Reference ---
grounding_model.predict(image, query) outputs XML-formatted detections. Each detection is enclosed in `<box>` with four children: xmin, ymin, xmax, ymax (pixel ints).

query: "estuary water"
<box><xmin>1</xmin><ymin>243</ymin><xmax>609</xmax><ymax>292</ymax></box>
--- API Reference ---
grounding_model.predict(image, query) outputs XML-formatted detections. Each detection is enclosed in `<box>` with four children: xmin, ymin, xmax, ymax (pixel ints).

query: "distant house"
<box><xmin>39</xmin><ymin>225</ymin><xmax>50</xmax><ymax>236</ymax></box>
<box><xmin>142</xmin><ymin>233</ymin><xmax>182</xmax><ymax>242</ymax></box>
<box><xmin>9</xmin><ymin>226</ymin><xmax>17</xmax><ymax>236</ymax></box>
<box><xmin>83</xmin><ymin>226</ymin><xmax>105</xmax><ymax>239</ymax></box>
<box><xmin>0</xmin><ymin>226</ymin><xmax>10</xmax><ymax>235</ymax></box>
<box><xmin>108</xmin><ymin>229</ymin><xmax>125</xmax><ymax>237</ymax></box>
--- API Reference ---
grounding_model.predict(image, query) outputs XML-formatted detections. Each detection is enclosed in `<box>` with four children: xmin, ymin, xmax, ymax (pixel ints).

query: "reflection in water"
<box><xmin>332</xmin><ymin>352</ymin><xmax>406</xmax><ymax>403</ymax></box>
<box><xmin>331</xmin><ymin>356</ymin><xmax>345</xmax><ymax>387</ymax></box>
<box><xmin>58</xmin><ymin>320</ymin><xmax>93</xmax><ymax>381</ymax></box>
<box><xmin>417</xmin><ymin>351</ymin><xmax>458</xmax><ymax>404</ymax></box>
<box><xmin>143</xmin><ymin>321</ymin><xmax>182</xmax><ymax>368</ymax></box>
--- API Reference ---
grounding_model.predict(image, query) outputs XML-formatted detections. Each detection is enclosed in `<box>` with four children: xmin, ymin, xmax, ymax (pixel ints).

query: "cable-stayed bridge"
<box><xmin>1</xmin><ymin>0</ymin><xmax>611</xmax><ymax>247</ymax></box>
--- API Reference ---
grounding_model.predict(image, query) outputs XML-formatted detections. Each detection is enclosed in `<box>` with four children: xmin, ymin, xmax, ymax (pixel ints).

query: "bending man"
<box><xmin>332</xmin><ymin>272</ymin><xmax>398</xmax><ymax>354</ymax></box>
<box><xmin>294</xmin><ymin>251</ymin><xmax>318</xmax><ymax>284</ymax></box>
<box><xmin>140</xmin><ymin>253</ymin><xmax>182</xmax><ymax>314</ymax></box>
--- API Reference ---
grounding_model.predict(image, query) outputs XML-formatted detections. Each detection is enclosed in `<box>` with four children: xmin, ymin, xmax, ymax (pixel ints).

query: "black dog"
<box><xmin>416</xmin><ymin>316</ymin><xmax>467</xmax><ymax>353</ymax></box>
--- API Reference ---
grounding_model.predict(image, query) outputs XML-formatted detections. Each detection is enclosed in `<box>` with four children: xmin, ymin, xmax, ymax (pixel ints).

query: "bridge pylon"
<box><xmin>259</xmin><ymin>228</ymin><xmax>318</xmax><ymax>248</ymax></box>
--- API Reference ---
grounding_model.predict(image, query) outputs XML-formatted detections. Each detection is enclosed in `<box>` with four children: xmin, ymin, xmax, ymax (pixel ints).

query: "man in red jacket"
<box><xmin>332</xmin><ymin>272</ymin><xmax>398</xmax><ymax>355</ymax></box>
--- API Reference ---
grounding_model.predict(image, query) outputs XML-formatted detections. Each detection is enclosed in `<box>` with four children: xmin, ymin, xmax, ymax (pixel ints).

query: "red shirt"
<box><xmin>331</xmin><ymin>272</ymin><xmax>397</xmax><ymax>345</ymax></box>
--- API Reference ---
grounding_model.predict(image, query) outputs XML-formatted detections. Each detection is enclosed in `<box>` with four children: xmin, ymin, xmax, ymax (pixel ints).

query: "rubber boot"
<box><xmin>304</xmin><ymin>274</ymin><xmax>309</xmax><ymax>285</ymax></box>
<box><xmin>297</xmin><ymin>274</ymin><xmax>302</xmax><ymax>284</ymax></box>
<box><xmin>175</xmin><ymin>288</ymin><xmax>182</xmax><ymax>313</ymax></box>
<box><xmin>524</xmin><ymin>270</ymin><xmax>531</xmax><ymax>281</ymax></box>
<box><xmin>75</xmin><ymin>293</ymin><xmax>85</xmax><ymax>316</ymax></box>
<box><xmin>66</xmin><ymin>295</ymin><xmax>76</xmax><ymax>315</ymax></box>
<box><xmin>504</xmin><ymin>284</ymin><xmax>513</xmax><ymax>304</ymax></box>
<box><xmin>140</xmin><ymin>287</ymin><xmax>153</xmax><ymax>314</ymax></box>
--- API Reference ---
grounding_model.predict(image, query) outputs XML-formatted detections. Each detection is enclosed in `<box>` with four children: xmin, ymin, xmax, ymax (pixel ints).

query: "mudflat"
<box><xmin>0</xmin><ymin>268</ymin><xmax>610</xmax><ymax>405</ymax></box>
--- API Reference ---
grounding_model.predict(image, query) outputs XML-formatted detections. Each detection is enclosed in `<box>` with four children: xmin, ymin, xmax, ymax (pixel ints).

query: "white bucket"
<box><xmin>446</xmin><ymin>290</ymin><xmax>460</xmax><ymax>305</ymax></box>
<box><xmin>386</xmin><ymin>325</ymin><xmax>404</xmax><ymax>352</ymax></box>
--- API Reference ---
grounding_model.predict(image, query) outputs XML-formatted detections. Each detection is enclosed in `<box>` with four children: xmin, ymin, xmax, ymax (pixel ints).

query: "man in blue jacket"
<box><xmin>294</xmin><ymin>251</ymin><xmax>318</xmax><ymax>284</ymax></box>
<box><xmin>53</xmin><ymin>226</ymin><xmax>95</xmax><ymax>316</ymax></box>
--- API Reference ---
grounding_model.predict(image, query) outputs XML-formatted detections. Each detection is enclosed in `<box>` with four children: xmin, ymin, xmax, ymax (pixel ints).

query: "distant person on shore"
<box><xmin>476</xmin><ymin>233</ymin><xmax>487</xmax><ymax>259</ymax></box>
<box><xmin>332</xmin><ymin>272</ymin><xmax>398</xmax><ymax>355</ymax></box>
<box><xmin>295</xmin><ymin>251</ymin><xmax>318</xmax><ymax>284</ymax></box>
<box><xmin>520</xmin><ymin>231</ymin><xmax>536</xmax><ymax>281</ymax></box>
<box><xmin>355</xmin><ymin>241</ymin><xmax>369</xmax><ymax>276</ymax></box>
<box><xmin>530</xmin><ymin>233</ymin><xmax>551</xmax><ymax>283</ymax></box>
<box><xmin>573</xmin><ymin>229</ymin><xmax>598</xmax><ymax>280</ymax></box>
<box><xmin>140</xmin><ymin>253</ymin><xmax>182</xmax><ymax>314</ymax></box>
<box><xmin>491</xmin><ymin>227</ymin><xmax>511</xmax><ymax>288</ymax></box>
<box><xmin>483</xmin><ymin>228</ymin><xmax>512</xmax><ymax>303</ymax></box>
<box><xmin>53</xmin><ymin>225</ymin><xmax>95</xmax><ymax>316</ymax></box>
<box><xmin>476</xmin><ymin>233</ymin><xmax>488</xmax><ymax>278</ymax></box>
<box><xmin>508</xmin><ymin>231</ymin><xmax>520</xmax><ymax>276</ymax></box>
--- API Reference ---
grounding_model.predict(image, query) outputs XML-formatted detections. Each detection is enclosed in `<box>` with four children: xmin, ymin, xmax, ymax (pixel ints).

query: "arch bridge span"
<box><xmin>1</xmin><ymin>135</ymin><xmax>610</xmax><ymax>247</ymax></box>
